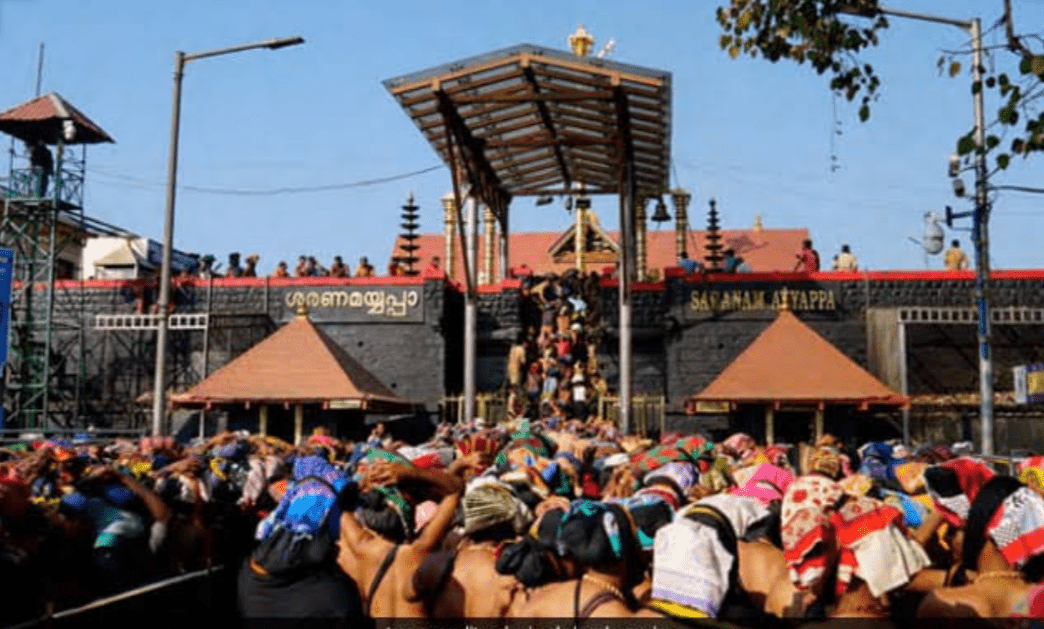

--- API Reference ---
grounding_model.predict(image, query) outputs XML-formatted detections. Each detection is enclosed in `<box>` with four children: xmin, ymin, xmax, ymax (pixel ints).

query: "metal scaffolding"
<box><xmin>0</xmin><ymin>93</ymin><xmax>116</xmax><ymax>430</ymax></box>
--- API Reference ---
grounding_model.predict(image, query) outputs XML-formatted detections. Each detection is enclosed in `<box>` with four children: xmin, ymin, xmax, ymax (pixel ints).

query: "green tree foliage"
<box><xmin>716</xmin><ymin>0</ymin><xmax>1044</xmax><ymax>172</ymax></box>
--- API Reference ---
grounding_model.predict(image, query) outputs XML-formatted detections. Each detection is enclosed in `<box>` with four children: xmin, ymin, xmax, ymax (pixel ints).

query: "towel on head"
<box><xmin>463</xmin><ymin>483</ymin><xmax>521</xmax><ymax>535</ymax></box>
<box><xmin>830</xmin><ymin>497</ymin><xmax>930</xmax><ymax>598</ymax></box>
<box><xmin>650</xmin><ymin>517</ymin><xmax>729</xmax><ymax>619</ymax></box>
<box><xmin>729</xmin><ymin>463</ymin><xmax>794</xmax><ymax>506</ymax></box>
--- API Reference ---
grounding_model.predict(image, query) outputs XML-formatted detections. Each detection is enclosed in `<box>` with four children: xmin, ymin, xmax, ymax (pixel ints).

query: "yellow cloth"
<box><xmin>647</xmin><ymin>598</ymin><xmax>711</xmax><ymax>619</ymax></box>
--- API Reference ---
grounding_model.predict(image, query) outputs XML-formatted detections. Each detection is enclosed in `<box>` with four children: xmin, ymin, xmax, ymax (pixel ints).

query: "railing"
<box><xmin>7</xmin><ymin>565</ymin><xmax>228</xmax><ymax>629</ymax></box>
<box><xmin>0</xmin><ymin>427</ymin><xmax>148</xmax><ymax>445</ymax></box>
<box><xmin>440</xmin><ymin>392</ymin><xmax>509</xmax><ymax>425</ymax></box>
<box><xmin>598</xmin><ymin>394</ymin><xmax>666</xmax><ymax>437</ymax></box>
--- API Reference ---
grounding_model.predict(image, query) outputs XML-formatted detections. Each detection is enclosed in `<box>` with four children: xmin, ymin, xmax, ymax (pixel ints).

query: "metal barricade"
<box><xmin>598</xmin><ymin>394</ymin><xmax>665</xmax><ymax>437</ymax></box>
<box><xmin>440</xmin><ymin>392</ymin><xmax>509</xmax><ymax>425</ymax></box>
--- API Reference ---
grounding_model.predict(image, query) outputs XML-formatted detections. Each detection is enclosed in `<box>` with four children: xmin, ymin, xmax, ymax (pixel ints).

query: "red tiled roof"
<box><xmin>688</xmin><ymin>309</ymin><xmax>907</xmax><ymax>408</ymax></box>
<box><xmin>392</xmin><ymin>225</ymin><xmax>809</xmax><ymax>282</ymax></box>
<box><xmin>172</xmin><ymin>312</ymin><xmax>411</xmax><ymax>410</ymax></box>
<box><xmin>0</xmin><ymin>93</ymin><xmax>114</xmax><ymax>145</ymax></box>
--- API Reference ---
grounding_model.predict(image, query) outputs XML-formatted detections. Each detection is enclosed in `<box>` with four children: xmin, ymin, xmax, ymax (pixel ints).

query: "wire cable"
<box><xmin>87</xmin><ymin>164</ymin><xmax>444</xmax><ymax>196</ymax></box>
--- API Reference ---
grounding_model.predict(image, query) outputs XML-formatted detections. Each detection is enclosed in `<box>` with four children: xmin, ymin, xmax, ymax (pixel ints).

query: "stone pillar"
<box><xmin>483</xmin><ymin>206</ymin><xmax>496</xmax><ymax>285</ymax></box>
<box><xmin>634</xmin><ymin>194</ymin><xmax>648</xmax><ymax>281</ymax></box>
<box><xmin>441</xmin><ymin>193</ymin><xmax>456</xmax><ymax>278</ymax></box>
<box><xmin>259</xmin><ymin>405</ymin><xmax>268</xmax><ymax>437</ymax></box>
<box><xmin>671</xmin><ymin>188</ymin><xmax>691</xmax><ymax>260</ymax></box>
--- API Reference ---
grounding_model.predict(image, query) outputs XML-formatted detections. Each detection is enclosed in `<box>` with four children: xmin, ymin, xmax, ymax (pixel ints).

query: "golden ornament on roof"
<box><xmin>569</xmin><ymin>25</ymin><xmax>595</xmax><ymax>57</ymax></box>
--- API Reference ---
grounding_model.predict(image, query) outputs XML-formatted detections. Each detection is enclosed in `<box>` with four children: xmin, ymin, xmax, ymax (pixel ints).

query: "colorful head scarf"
<box><xmin>924</xmin><ymin>458</ymin><xmax>996</xmax><ymax>528</ymax></box>
<box><xmin>1018</xmin><ymin>456</ymin><xmax>1044</xmax><ymax>491</ymax></box>
<box><xmin>722</xmin><ymin>433</ymin><xmax>756</xmax><ymax>461</ymax></box>
<box><xmin>808</xmin><ymin>445</ymin><xmax>843</xmax><ymax>480</ymax></box>
<box><xmin>556</xmin><ymin>499</ymin><xmax>634</xmax><ymax>568</ymax></box>
<box><xmin>729</xmin><ymin>463</ymin><xmax>794</xmax><ymax>506</ymax></box>
<box><xmin>609</xmin><ymin>492</ymin><xmax>673</xmax><ymax>551</ymax></box>
<box><xmin>644</xmin><ymin>461</ymin><xmax>696</xmax><ymax>503</ymax></box>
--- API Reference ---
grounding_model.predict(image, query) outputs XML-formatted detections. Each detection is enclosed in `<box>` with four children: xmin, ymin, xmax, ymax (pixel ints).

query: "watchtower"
<box><xmin>0</xmin><ymin>93</ymin><xmax>114</xmax><ymax>429</ymax></box>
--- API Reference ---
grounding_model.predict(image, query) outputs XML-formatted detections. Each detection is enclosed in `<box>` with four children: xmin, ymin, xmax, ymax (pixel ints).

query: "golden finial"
<box><xmin>778</xmin><ymin>287</ymin><xmax>790</xmax><ymax>311</ymax></box>
<box><xmin>754</xmin><ymin>213</ymin><xmax>763</xmax><ymax>231</ymax></box>
<box><xmin>569</xmin><ymin>25</ymin><xmax>595</xmax><ymax>57</ymax></box>
<box><xmin>296</xmin><ymin>302</ymin><xmax>309</xmax><ymax>318</ymax></box>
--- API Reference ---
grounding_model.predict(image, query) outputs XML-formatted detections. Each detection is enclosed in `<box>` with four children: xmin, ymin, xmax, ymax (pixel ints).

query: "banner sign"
<box><xmin>1027</xmin><ymin>363</ymin><xmax>1044</xmax><ymax>404</ymax></box>
<box><xmin>689</xmin><ymin>285</ymin><xmax>837</xmax><ymax>313</ymax></box>
<box><xmin>0</xmin><ymin>249</ymin><xmax>13</xmax><ymax>369</ymax></box>
<box><xmin>280</xmin><ymin>287</ymin><xmax>424</xmax><ymax>323</ymax></box>
<box><xmin>1014</xmin><ymin>365</ymin><xmax>1028</xmax><ymax>405</ymax></box>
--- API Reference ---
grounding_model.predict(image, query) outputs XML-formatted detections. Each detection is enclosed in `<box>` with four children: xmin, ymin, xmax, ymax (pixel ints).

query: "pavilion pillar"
<box><xmin>482</xmin><ymin>205</ymin><xmax>495</xmax><ymax>285</ymax></box>
<box><xmin>765</xmin><ymin>407</ymin><xmax>775</xmax><ymax>445</ymax></box>
<box><xmin>259</xmin><ymin>405</ymin><xmax>269</xmax><ymax>437</ymax></box>
<box><xmin>814</xmin><ymin>407</ymin><xmax>825</xmax><ymax>441</ymax></box>
<box><xmin>441</xmin><ymin>193</ymin><xmax>456</xmax><ymax>278</ymax></box>
<box><xmin>294</xmin><ymin>404</ymin><xmax>304</xmax><ymax>445</ymax></box>
<box><xmin>634</xmin><ymin>194</ymin><xmax>648</xmax><ymax>281</ymax></box>
<box><xmin>618</xmin><ymin>165</ymin><xmax>636</xmax><ymax>435</ymax></box>
<box><xmin>463</xmin><ymin>195</ymin><xmax>479</xmax><ymax>425</ymax></box>
<box><xmin>672</xmin><ymin>188</ymin><xmax>691</xmax><ymax>260</ymax></box>
<box><xmin>575</xmin><ymin>197</ymin><xmax>587</xmax><ymax>273</ymax></box>
<box><xmin>499</xmin><ymin>206</ymin><xmax>509</xmax><ymax>281</ymax></box>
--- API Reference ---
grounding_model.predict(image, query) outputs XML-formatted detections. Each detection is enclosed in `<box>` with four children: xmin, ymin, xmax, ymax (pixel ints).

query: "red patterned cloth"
<box><xmin>987</xmin><ymin>487</ymin><xmax>1044</xmax><ymax>569</ymax></box>
<box><xmin>781</xmin><ymin>475</ymin><xmax>843</xmax><ymax>590</ymax></box>
<box><xmin>722</xmin><ymin>433</ymin><xmax>756</xmax><ymax>461</ymax></box>
<box><xmin>926</xmin><ymin>457</ymin><xmax>996</xmax><ymax>528</ymax></box>
<box><xmin>830</xmin><ymin>498</ymin><xmax>929</xmax><ymax>597</ymax></box>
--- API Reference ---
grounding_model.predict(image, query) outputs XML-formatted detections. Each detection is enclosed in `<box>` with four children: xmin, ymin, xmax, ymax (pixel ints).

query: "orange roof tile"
<box><xmin>392</xmin><ymin>225</ymin><xmax>809</xmax><ymax>283</ymax></box>
<box><xmin>173</xmin><ymin>311</ymin><xmax>410</xmax><ymax>410</ymax></box>
<box><xmin>689</xmin><ymin>310</ymin><xmax>907</xmax><ymax>407</ymax></box>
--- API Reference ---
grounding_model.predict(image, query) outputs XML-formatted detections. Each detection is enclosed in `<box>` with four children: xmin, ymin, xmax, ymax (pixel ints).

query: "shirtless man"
<box><xmin>737</xmin><ymin>538</ymin><xmax>809</xmax><ymax>617</ymax></box>
<box><xmin>511</xmin><ymin>502</ymin><xmax>648</xmax><ymax>620</ymax></box>
<box><xmin>418</xmin><ymin>483</ymin><xmax>525</xmax><ymax>618</ymax></box>
<box><xmin>336</xmin><ymin>456</ymin><xmax>473</xmax><ymax>618</ymax></box>
<box><xmin>918</xmin><ymin>476</ymin><xmax>1044</xmax><ymax>619</ymax></box>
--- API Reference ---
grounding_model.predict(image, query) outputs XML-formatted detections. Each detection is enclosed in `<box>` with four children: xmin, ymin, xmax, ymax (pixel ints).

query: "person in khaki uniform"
<box><xmin>944</xmin><ymin>240</ymin><xmax>970</xmax><ymax>270</ymax></box>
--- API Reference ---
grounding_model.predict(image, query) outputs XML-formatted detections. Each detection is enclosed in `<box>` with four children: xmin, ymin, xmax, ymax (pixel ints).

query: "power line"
<box><xmin>87</xmin><ymin>164</ymin><xmax>444</xmax><ymax>196</ymax></box>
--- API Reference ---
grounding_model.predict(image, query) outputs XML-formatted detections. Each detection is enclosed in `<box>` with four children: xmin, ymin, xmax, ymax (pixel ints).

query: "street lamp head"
<box><xmin>837</xmin><ymin>2</ymin><xmax>881</xmax><ymax>18</ymax></box>
<box><xmin>266</xmin><ymin>36</ymin><xmax>305</xmax><ymax>50</ymax></box>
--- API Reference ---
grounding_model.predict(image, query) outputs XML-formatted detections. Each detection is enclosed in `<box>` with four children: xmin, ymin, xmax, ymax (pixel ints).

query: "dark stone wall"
<box><xmin>16</xmin><ymin>271</ymin><xmax>1044</xmax><ymax>431</ymax></box>
<box><xmin>18</xmin><ymin>278</ymin><xmax>456</xmax><ymax>426</ymax></box>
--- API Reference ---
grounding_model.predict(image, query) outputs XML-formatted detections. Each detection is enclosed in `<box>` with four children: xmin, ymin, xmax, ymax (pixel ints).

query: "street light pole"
<box><xmin>151</xmin><ymin>36</ymin><xmax>304</xmax><ymax>437</ymax></box>
<box><xmin>969</xmin><ymin>17</ymin><xmax>994</xmax><ymax>456</ymax></box>
<box><xmin>841</xmin><ymin>5</ymin><xmax>992</xmax><ymax>455</ymax></box>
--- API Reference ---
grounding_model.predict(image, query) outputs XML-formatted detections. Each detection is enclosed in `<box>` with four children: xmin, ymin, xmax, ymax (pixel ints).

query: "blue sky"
<box><xmin>0</xmin><ymin>0</ymin><xmax>1040</xmax><ymax>273</ymax></box>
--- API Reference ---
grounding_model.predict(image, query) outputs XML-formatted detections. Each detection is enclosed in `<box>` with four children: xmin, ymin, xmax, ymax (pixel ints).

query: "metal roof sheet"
<box><xmin>383</xmin><ymin>44</ymin><xmax>671</xmax><ymax>199</ymax></box>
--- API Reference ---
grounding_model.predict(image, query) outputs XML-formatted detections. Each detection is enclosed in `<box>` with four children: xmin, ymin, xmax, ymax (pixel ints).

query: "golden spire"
<box><xmin>296</xmin><ymin>302</ymin><xmax>309</xmax><ymax>318</ymax></box>
<box><xmin>569</xmin><ymin>25</ymin><xmax>595</xmax><ymax>57</ymax></box>
<box><xmin>754</xmin><ymin>213</ymin><xmax>763</xmax><ymax>231</ymax></box>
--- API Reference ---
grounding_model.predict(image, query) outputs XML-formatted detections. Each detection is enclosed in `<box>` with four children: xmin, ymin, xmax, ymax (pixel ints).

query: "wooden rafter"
<box><xmin>451</xmin><ymin>88</ymin><xmax>615</xmax><ymax>105</ymax></box>
<box><xmin>436</xmin><ymin>90</ymin><xmax>511</xmax><ymax>225</ymax></box>
<box><xmin>523</xmin><ymin>65</ymin><xmax>572</xmax><ymax>191</ymax></box>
